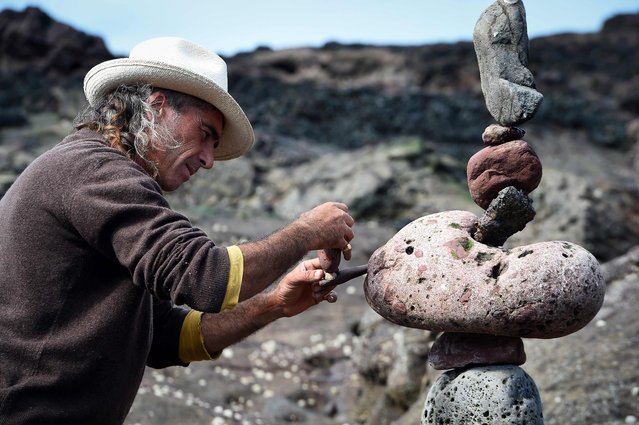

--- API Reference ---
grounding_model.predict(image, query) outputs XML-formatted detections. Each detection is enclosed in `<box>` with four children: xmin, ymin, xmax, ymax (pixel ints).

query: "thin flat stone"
<box><xmin>482</xmin><ymin>124</ymin><xmax>526</xmax><ymax>145</ymax></box>
<box><xmin>428</xmin><ymin>332</ymin><xmax>526</xmax><ymax>370</ymax></box>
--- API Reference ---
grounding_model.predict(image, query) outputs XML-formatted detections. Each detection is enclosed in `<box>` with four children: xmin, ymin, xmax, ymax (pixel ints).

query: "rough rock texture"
<box><xmin>422</xmin><ymin>365</ymin><xmax>544</xmax><ymax>425</ymax></box>
<box><xmin>482</xmin><ymin>124</ymin><xmax>526</xmax><ymax>145</ymax></box>
<box><xmin>1</xmin><ymin>7</ymin><xmax>638</xmax><ymax>425</ymax></box>
<box><xmin>473</xmin><ymin>0</ymin><xmax>543</xmax><ymax>125</ymax></box>
<box><xmin>0</xmin><ymin>7</ymin><xmax>112</xmax><ymax>75</ymax></box>
<box><xmin>364</xmin><ymin>210</ymin><xmax>605</xmax><ymax>338</ymax></box>
<box><xmin>428</xmin><ymin>332</ymin><xmax>526</xmax><ymax>370</ymax></box>
<box><xmin>467</xmin><ymin>140</ymin><xmax>542</xmax><ymax>209</ymax></box>
<box><xmin>472</xmin><ymin>186</ymin><xmax>536</xmax><ymax>246</ymax></box>
<box><xmin>520</xmin><ymin>246</ymin><xmax>639</xmax><ymax>425</ymax></box>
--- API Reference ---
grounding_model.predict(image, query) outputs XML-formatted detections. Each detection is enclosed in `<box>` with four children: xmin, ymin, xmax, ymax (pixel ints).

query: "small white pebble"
<box><xmin>198</xmin><ymin>379</ymin><xmax>207</xmax><ymax>387</ymax></box>
<box><xmin>260</xmin><ymin>340</ymin><xmax>277</xmax><ymax>354</ymax></box>
<box><xmin>222</xmin><ymin>349</ymin><xmax>234</xmax><ymax>359</ymax></box>
<box><xmin>554</xmin><ymin>396</ymin><xmax>562</xmax><ymax>403</ymax></box>
<box><xmin>346</xmin><ymin>286</ymin><xmax>356</xmax><ymax>295</ymax></box>
<box><xmin>631</xmin><ymin>386</ymin><xmax>639</xmax><ymax>397</ymax></box>
<box><xmin>342</xmin><ymin>345</ymin><xmax>353</xmax><ymax>356</ymax></box>
<box><xmin>211</xmin><ymin>417</ymin><xmax>225</xmax><ymax>425</ymax></box>
<box><xmin>596</xmin><ymin>319</ymin><xmax>607</xmax><ymax>328</ymax></box>
<box><xmin>625</xmin><ymin>416</ymin><xmax>637</xmax><ymax>424</ymax></box>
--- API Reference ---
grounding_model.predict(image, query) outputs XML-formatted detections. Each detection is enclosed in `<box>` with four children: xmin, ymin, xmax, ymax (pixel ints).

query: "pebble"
<box><xmin>467</xmin><ymin>140</ymin><xmax>542</xmax><ymax>209</ymax></box>
<box><xmin>364</xmin><ymin>210</ymin><xmax>605</xmax><ymax>338</ymax></box>
<box><xmin>422</xmin><ymin>365</ymin><xmax>543</xmax><ymax>424</ymax></box>
<box><xmin>473</xmin><ymin>0</ymin><xmax>543</xmax><ymax>125</ymax></box>
<box><xmin>428</xmin><ymin>332</ymin><xmax>526</xmax><ymax>370</ymax></box>
<box><xmin>482</xmin><ymin>124</ymin><xmax>526</xmax><ymax>145</ymax></box>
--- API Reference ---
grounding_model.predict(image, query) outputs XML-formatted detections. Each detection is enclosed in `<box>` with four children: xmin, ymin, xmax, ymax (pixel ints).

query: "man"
<box><xmin>0</xmin><ymin>37</ymin><xmax>354</xmax><ymax>424</ymax></box>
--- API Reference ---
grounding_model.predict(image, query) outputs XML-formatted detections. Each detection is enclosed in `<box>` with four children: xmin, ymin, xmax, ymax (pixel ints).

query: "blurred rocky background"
<box><xmin>1</xmin><ymin>6</ymin><xmax>638</xmax><ymax>425</ymax></box>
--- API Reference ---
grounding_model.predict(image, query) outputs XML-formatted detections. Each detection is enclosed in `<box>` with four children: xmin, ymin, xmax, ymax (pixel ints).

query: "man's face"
<box><xmin>148</xmin><ymin>103</ymin><xmax>224</xmax><ymax>192</ymax></box>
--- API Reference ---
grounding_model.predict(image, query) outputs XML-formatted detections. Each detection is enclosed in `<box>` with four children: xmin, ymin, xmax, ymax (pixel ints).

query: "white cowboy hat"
<box><xmin>83</xmin><ymin>37</ymin><xmax>254</xmax><ymax>161</ymax></box>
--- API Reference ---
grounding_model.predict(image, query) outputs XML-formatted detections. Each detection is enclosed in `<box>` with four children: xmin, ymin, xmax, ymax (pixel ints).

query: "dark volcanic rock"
<box><xmin>0</xmin><ymin>7</ymin><xmax>113</xmax><ymax>75</ymax></box>
<box><xmin>423</xmin><ymin>365</ymin><xmax>544</xmax><ymax>425</ymax></box>
<box><xmin>472</xmin><ymin>186</ymin><xmax>536</xmax><ymax>246</ymax></box>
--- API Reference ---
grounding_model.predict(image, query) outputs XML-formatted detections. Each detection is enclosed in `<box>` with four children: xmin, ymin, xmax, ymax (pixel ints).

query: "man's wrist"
<box><xmin>256</xmin><ymin>291</ymin><xmax>287</xmax><ymax>325</ymax></box>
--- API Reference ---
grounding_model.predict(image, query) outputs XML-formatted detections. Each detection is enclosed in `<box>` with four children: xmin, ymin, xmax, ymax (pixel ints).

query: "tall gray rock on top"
<box><xmin>473</xmin><ymin>0</ymin><xmax>543</xmax><ymax>126</ymax></box>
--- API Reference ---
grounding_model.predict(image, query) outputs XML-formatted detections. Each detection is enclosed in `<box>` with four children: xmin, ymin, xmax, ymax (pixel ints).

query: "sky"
<box><xmin>2</xmin><ymin>0</ymin><xmax>639</xmax><ymax>57</ymax></box>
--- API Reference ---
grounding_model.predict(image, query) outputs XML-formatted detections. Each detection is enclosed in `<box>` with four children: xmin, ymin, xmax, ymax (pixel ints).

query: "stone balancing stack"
<box><xmin>363</xmin><ymin>1</ymin><xmax>606</xmax><ymax>424</ymax></box>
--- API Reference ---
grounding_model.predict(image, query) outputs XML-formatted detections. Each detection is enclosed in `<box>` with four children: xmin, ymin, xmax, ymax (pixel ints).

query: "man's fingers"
<box><xmin>325</xmin><ymin>291</ymin><xmax>337</xmax><ymax>303</ymax></box>
<box><xmin>312</xmin><ymin>282</ymin><xmax>337</xmax><ymax>302</ymax></box>
<box><xmin>344</xmin><ymin>213</ymin><xmax>355</xmax><ymax>227</ymax></box>
<box><xmin>342</xmin><ymin>242</ymin><xmax>352</xmax><ymax>261</ymax></box>
<box><xmin>298</xmin><ymin>257</ymin><xmax>323</xmax><ymax>272</ymax></box>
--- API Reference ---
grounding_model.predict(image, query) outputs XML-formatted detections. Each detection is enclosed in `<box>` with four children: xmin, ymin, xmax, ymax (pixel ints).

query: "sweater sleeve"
<box><xmin>64</xmin><ymin>139</ymin><xmax>231</xmax><ymax>313</ymax></box>
<box><xmin>147</xmin><ymin>298</ymin><xmax>189</xmax><ymax>368</ymax></box>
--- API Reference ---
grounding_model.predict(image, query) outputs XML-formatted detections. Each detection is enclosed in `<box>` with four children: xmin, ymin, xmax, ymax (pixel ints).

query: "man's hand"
<box><xmin>270</xmin><ymin>258</ymin><xmax>338</xmax><ymax>318</ymax></box>
<box><xmin>200</xmin><ymin>258</ymin><xmax>337</xmax><ymax>355</ymax></box>
<box><xmin>238</xmin><ymin>202</ymin><xmax>354</xmax><ymax>300</ymax></box>
<box><xmin>298</xmin><ymin>202</ymin><xmax>355</xmax><ymax>255</ymax></box>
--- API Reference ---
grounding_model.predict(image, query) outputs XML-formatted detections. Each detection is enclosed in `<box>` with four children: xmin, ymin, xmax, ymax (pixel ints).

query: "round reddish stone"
<box><xmin>467</xmin><ymin>140</ymin><xmax>542</xmax><ymax>209</ymax></box>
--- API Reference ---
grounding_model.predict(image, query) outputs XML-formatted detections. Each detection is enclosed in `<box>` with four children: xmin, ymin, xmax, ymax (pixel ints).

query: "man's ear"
<box><xmin>147</xmin><ymin>91</ymin><xmax>168</xmax><ymax>116</ymax></box>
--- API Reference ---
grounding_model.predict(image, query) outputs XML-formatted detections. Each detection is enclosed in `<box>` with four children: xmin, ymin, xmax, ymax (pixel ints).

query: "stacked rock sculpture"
<box><xmin>363</xmin><ymin>1</ymin><xmax>606</xmax><ymax>424</ymax></box>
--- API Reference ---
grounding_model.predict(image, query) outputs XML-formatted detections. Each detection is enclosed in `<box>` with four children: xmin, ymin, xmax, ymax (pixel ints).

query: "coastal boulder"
<box><xmin>364</xmin><ymin>210</ymin><xmax>605</xmax><ymax>338</ymax></box>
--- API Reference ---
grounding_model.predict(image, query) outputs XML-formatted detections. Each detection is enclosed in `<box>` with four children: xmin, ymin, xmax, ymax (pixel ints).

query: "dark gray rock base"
<box><xmin>422</xmin><ymin>365</ymin><xmax>544</xmax><ymax>425</ymax></box>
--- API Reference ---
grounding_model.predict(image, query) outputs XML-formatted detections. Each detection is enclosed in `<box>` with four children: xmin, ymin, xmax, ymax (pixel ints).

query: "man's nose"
<box><xmin>199</xmin><ymin>145</ymin><xmax>215</xmax><ymax>169</ymax></box>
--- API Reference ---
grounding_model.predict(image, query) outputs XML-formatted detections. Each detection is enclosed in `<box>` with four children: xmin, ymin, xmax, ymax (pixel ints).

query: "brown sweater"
<box><xmin>0</xmin><ymin>129</ymin><xmax>232</xmax><ymax>424</ymax></box>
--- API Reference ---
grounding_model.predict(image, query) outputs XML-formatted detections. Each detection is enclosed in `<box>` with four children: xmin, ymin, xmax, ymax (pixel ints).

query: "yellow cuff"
<box><xmin>178</xmin><ymin>246</ymin><xmax>243</xmax><ymax>363</ymax></box>
<box><xmin>178</xmin><ymin>310</ymin><xmax>213</xmax><ymax>363</ymax></box>
<box><xmin>221</xmin><ymin>245</ymin><xmax>244</xmax><ymax>311</ymax></box>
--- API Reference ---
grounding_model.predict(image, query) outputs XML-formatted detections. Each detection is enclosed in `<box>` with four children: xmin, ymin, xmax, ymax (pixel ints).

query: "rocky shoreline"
<box><xmin>1</xmin><ymin>6</ymin><xmax>638</xmax><ymax>425</ymax></box>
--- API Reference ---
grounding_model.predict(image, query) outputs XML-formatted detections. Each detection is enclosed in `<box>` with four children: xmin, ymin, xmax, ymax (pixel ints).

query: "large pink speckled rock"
<box><xmin>364</xmin><ymin>210</ymin><xmax>604</xmax><ymax>339</ymax></box>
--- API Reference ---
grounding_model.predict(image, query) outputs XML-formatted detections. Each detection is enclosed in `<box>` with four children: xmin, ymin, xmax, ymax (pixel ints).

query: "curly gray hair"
<box><xmin>74</xmin><ymin>84</ymin><xmax>210</xmax><ymax>176</ymax></box>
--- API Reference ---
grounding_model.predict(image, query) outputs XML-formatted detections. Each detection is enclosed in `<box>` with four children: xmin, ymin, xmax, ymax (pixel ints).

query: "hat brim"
<box><xmin>84</xmin><ymin>58</ymin><xmax>254</xmax><ymax>161</ymax></box>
